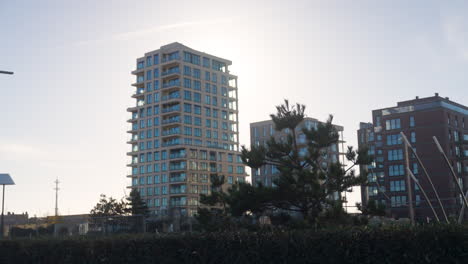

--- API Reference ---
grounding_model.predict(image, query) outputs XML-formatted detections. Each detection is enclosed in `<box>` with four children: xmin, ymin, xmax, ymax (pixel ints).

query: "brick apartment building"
<box><xmin>358</xmin><ymin>93</ymin><xmax>468</xmax><ymax>220</ymax></box>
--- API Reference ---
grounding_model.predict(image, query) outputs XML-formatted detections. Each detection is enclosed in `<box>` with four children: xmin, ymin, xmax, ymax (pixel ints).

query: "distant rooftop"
<box><xmin>140</xmin><ymin>42</ymin><xmax>232</xmax><ymax>65</ymax></box>
<box><xmin>251</xmin><ymin>117</ymin><xmax>343</xmax><ymax>131</ymax></box>
<box><xmin>373</xmin><ymin>93</ymin><xmax>468</xmax><ymax>116</ymax></box>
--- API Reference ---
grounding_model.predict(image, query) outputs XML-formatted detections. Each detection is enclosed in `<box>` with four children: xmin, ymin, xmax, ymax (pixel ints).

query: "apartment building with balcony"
<box><xmin>250</xmin><ymin>117</ymin><xmax>345</xmax><ymax>192</ymax></box>
<box><xmin>127</xmin><ymin>43</ymin><xmax>246</xmax><ymax>217</ymax></box>
<box><xmin>358</xmin><ymin>93</ymin><xmax>468</xmax><ymax>220</ymax></box>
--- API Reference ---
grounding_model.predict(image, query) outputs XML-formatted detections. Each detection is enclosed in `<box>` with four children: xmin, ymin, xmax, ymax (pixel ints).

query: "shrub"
<box><xmin>0</xmin><ymin>225</ymin><xmax>467</xmax><ymax>263</ymax></box>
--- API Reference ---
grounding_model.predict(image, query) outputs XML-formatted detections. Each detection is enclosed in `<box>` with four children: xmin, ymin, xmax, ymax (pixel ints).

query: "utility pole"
<box><xmin>54</xmin><ymin>178</ymin><xmax>60</xmax><ymax>216</ymax></box>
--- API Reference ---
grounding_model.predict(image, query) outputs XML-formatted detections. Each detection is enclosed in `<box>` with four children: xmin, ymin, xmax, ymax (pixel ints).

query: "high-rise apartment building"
<box><xmin>127</xmin><ymin>43</ymin><xmax>246</xmax><ymax>217</ymax></box>
<box><xmin>358</xmin><ymin>94</ymin><xmax>468</xmax><ymax>220</ymax></box>
<box><xmin>250</xmin><ymin>118</ymin><xmax>345</xmax><ymax>190</ymax></box>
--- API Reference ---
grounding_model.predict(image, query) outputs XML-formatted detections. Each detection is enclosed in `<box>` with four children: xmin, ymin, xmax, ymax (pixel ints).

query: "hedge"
<box><xmin>1</xmin><ymin>225</ymin><xmax>467</xmax><ymax>263</ymax></box>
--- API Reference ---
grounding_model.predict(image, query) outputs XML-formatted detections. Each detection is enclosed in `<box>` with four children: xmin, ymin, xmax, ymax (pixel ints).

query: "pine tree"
<box><xmin>241</xmin><ymin>100</ymin><xmax>372</xmax><ymax>223</ymax></box>
<box><xmin>126</xmin><ymin>189</ymin><xmax>149</xmax><ymax>217</ymax></box>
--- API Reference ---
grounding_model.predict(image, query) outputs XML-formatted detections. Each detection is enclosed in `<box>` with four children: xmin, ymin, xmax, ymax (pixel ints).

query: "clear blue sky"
<box><xmin>1</xmin><ymin>0</ymin><xmax>468</xmax><ymax>216</ymax></box>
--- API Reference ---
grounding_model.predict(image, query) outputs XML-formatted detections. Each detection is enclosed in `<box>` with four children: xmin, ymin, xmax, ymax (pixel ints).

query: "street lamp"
<box><xmin>0</xmin><ymin>174</ymin><xmax>15</xmax><ymax>238</ymax></box>
<box><xmin>0</xmin><ymin>71</ymin><xmax>14</xmax><ymax>75</ymax></box>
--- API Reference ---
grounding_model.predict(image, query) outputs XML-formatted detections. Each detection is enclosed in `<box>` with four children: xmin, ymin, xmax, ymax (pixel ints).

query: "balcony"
<box><xmin>127</xmin><ymin>113</ymin><xmax>139</xmax><ymax>123</ymax></box>
<box><xmin>161</xmin><ymin>104</ymin><xmax>181</xmax><ymax>114</ymax></box>
<box><xmin>169</xmin><ymin>162</ymin><xmax>187</xmax><ymax>171</ymax></box>
<box><xmin>162</xmin><ymin>67</ymin><xmax>180</xmax><ymax>77</ymax></box>
<box><xmin>170</xmin><ymin>188</ymin><xmax>186</xmax><ymax>195</ymax></box>
<box><xmin>162</xmin><ymin>79</ymin><xmax>181</xmax><ymax>89</ymax></box>
<box><xmin>161</xmin><ymin>92</ymin><xmax>181</xmax><ymax>102</ymax></box>
<box><xmin>131</xmin><ymin>88</ymin><xmax>145</xmax><ymax>98</ymax></box>
<box><xmin>126</xmin><ymin>134</ymin><xmax>138</xmax><ymax>143</ymax></box>
<box><xmin>162</xmin><ymin>128</ymin><xmax>181</xmax><ymax>138</ymax></box>
<box><xmin>170</xmin><ymin>173</ymin><xmax>187</xmax><ymax>183</ymax></box>
<box><xmin>162</xmin><ymin>116</ymin><xmax>181</xmax><ymax>126</ymax></box>
<box><xmin>126</xmin><ymin>145</ymin><xmax>139</xmax><ymax>155</ymax></box>
<box><xmin>161</xmin><ymin>52</ymin><xmax>180</xmax><ymax>64</ymax></box>
<box><xmin>162</xmin><ymin>138</ymin><xmax>181</xmax><ymax>147</ymax></box>
<box><xmin>170</xmin><ymin>197</ymin><xmax>187</xmax><ymax>206</ymax></box>
<box><xmin>132</xmin><ymin>75</ymin><xmax>145</xmax><ymax>86</ymax></box>
<box><xmin>169</xmin><ymin>149</ymin><xmax>187</xmax><ymax>159</ymax></box>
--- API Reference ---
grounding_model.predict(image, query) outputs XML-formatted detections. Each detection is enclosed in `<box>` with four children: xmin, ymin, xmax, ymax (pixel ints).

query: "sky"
<box><xmin>1</xmin><ymin>0</ymin><xmax>468</xmax><ymax>216</ymax></box>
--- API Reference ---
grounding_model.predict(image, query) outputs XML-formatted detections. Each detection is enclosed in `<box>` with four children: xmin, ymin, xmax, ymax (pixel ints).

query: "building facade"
<box><xmin>127</xmin><ymin>43</ymin><xmax>246</xmax><ymax>217</ymax></box>
<box><xmin>358</xmin><ymin>94</ymin><xmax>468</xmax><ymax>220</ymax></box>
<box><xmin>250</xmin><ymin>118</ymin><xmax>345</xmax><ymax>189</ymax></box>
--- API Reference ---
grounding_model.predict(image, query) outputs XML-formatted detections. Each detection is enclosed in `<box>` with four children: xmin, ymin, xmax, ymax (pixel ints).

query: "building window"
<box><xmin>389</xmin><ymin>164</ymin><xmax>404</xmax><ymax>176</ymax></box>
<box><xmin>183</xmin><ymin>52</ymin><xmax>200</xmax><ymax>65</ymax></box>
<box><xmin>413</xmin><ymin>163</ymin><xmax>419</xmax><ymax>174</ymax></box>
<box><xmin>153</xmin><ymin>54</ymin><xmax>159</xmax><ymax>65</ymax></box>
<box><xmin>388</xmin><ymin>149</ymin><xmax>403</xmax><ymax>161</ymax></box>
<box><xmin>410</xmin><ymin>132</ymin><xmax>416</xmax><ymax>143</ymax></box>
<box><xmin>184</xmin><ymin>103</ymin><xmax>192</xmax><ymax>113</ymax></box>
<box><xmin>390</xmin><ymin>180</ymin><xmax>406</xmax><ymax>192</ymax></box>
<box><xmin>184</xmin><ymin>65</ymin><xmax>191</xmax><ymax>76</ymax></box>
<box><xmin>184</xmin><ymin>78</ymin><xmax>191</xmax><ymax>88</ymax></box>
<box><xmin>146</xmin><ymin>56</ymin><xmax>152</xmax><ymax>67</ymax></box>
<box><xmin>368</xmin><ymin>186</ymin><xmax>378</xmax><ymax>196</ymax></box>
<box><xmin>415</xmin><ymin>195</ymin><xmax>421</xmax><ymax>206</ymax></box>
<box><xmin>391</xmin><ymin>195</ymin><xmax>407</xmax><ymax>207</ymax></box>
<box><xmin>387</xmin><ymin>134</ymin><xmax>402</xmax><ymax>145</ymax></box>
<box><xmin>410</xmin><ymin>116</ymin><xmax>415</xmax><ymax>127</ymax></box>
<box><xmin>385</xmin><ymin>119</ymin><xmax>401</xmax><ymax>130</ymax></box>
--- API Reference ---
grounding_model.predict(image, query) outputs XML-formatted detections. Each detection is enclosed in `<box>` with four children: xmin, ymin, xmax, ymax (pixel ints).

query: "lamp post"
<box><xmin>0</xmin><ymin>174</ymin><xmax>15</xmax><ymax>238</ymax></box>
<box><xmin>0</xmin><ymin>71</ymin><xmax>14</xmax><ymax>75</ymax></box>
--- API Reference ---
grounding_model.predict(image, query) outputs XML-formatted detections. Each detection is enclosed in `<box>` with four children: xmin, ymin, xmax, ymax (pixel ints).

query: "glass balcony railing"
<box><xmin>162</xmin><ymin>116</ymin><xmax>181</xmax><ymax>125</ymax></box>
<box><xmin>162</xmin><ymin>105</ymin><xmax>180</xmax><ymax>113</ymax></box>
<box><xmin>170</xmin><ymin>188</ymin><xmax>186</xmax><ymax>194</ymax></box>
<box><xmin>162</xmin><ymin>67</ymin><xmax>180</xmax><ymax>76</ymax></box>
<box><xmin>162</xmin><ymin>52</ymin><xmax>180</xmax><ymax>63</ymax></box>
<box><xmin>135</xmin><ymin>88</ymin><xmax>145</xmax><ymax>95</ymax></box>
<box><xmin>162</xmin><ymin>79</ymin><xmax>180</xmax><ymax>88</ymax></box>
<box><xmin>162</xmin><ymin>128</ymin><xmax>181</xmax><ymax>136</ymax></box>
<box><xmin>170</xmin><ymin>198</ymin><xmax>187</xmax><ymax>206</ymax></box>
<box><xmin>170</xmin><ymin>173</ymin><xmax>186</xmax><ymax>182</ymax></box>
<box><xmin>162</xmin><ymin>93</ymin><xmax>181</xmax><ymax>101</ymax></box>
<box><xmin>162</xmin><ymin>138</ymin><xmax>181</xmax><ymax>147</ymax></box>
<box><xmin>169</xmin><ymin>165</ymin><xmax>186</xmax><ymax>171</ymax></box>
<box><xmin>170</xmin><ymin>151</ymin><xmax>186</xmax><ymax>159</ymax></box>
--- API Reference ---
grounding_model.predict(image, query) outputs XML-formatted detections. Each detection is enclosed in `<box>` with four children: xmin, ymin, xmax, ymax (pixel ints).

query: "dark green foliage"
<box><xmin>89</xmin><ymin>194</ymin><xmax>126</xmax><ymax>217</ymax></box>
<box><xmin>199</xmin><ymin>174</ymin><xmax>228</xmax><ymax>211</ymax></box>
<box><xmin>227</xmin><ymin>183</ymin><xmax>274</xmax><ymax>217</ymax></box>
<box><xmin>240</xmin><ymin>100</ymin><xmax>372</xmax><ymax>222</ymax></box>
<box><xmin>357</xmin><ymin>200</ymin><xmax>387</xmax><ymax>217</ymax></box>
<box><xmin>1</xmin><ymin>225</ymin><xmax>467</xmax><ymax>263</ymax></box>
<box><xmin>37</xmin><ymin>225</ymin><xmax>54</xmax><ymax>235</ymax></box>
<box><xmin>126</xmin><ymin>189</ymin><xmax>149</xmax><ymax>217</ymax></box>
<box><xmin>10</xmin><ymin>227</ymin><xmax>36</xmax><ymax>238</ymax></box>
